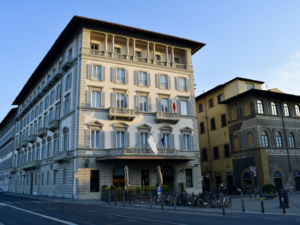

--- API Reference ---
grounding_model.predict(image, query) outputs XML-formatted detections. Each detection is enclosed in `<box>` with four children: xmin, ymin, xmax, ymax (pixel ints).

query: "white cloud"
<box><xmin>264</xmin><ymin>52</ymin><xmax>300</xmax><ymax>95</ymax></box>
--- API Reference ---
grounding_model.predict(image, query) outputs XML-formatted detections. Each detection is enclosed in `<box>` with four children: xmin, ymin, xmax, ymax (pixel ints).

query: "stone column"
<box><xmin>166</xmin><ymin>46</ymin><xmax>169</xmax><ymax>66</ymax></box>
<box><xmin>104</xmin><ymin>33</ymin><xmax>108</xmax><ymax>56</ymax></box>
<box><xmin>126</xmin><ymin>38</ymin><xmax>129</xmax><ymax>60</ymax></box>
<box><xmin>146</xmin><ymin>42</ymin><xmax>150</xmax><ymax>63</ymax></box>
<box><xmin>171</xmin><ymin>47</ymin><xmax>174</xmax><ymax>67</ymax></box>
<box><xmin>111</xmin><ymin>35</ymin><xmax>115</xmax><ymax>57</ymax></box>
<box><xmin>132</xmin><ymin>39</ymin><xmax>136</xmax><ymax>61</ymax></box>
<box><xmin>153</xmin><ymin>43</ymin><xmax>156</xmax><ymax>64</ymax></box>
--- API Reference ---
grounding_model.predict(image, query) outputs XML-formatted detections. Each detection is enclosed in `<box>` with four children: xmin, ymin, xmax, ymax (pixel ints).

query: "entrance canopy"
<box><xmin>96</xmin><ymin>156</ymin><xmax>195</xmax><ymax>161</ymax></box>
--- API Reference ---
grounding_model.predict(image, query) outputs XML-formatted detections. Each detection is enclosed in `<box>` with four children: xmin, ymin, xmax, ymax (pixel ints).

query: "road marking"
<box><xmin>3</xmin><ymin>204</ymin><xmax>77</xmax><ymax>225</ymax></box>
<box><xmin>261</xmin><ymin>218</ymin><xmax>279</xmax><ymax>220</ymax></box>
<box><xmin>65</xmin><ymin>207</ymin><xmax>188</xmax><ymax>225</ymax></box>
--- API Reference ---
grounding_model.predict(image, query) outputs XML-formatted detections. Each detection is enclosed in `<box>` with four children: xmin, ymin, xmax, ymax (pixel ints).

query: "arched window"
<box><xmin>289</xmin><ymin>133</ymin><xmax>295</xmax><ymax>148</ymax></box>
<box><xmin>271</xmin><ymin>102</ymin><xmax>277</xmax><ymax>115</ymax></box>
<box><xmin>247</xmin><ymin>133</ymin><xmax>254</xmax><ymax>149</ymax></box>
<box><xmin>113</xmin><ymin>166</ymin><xmax>125</xmax><ymax>187</ymax></box>
<box><xmin>234</xmin><ymin>136</ymin><xmax>240</xmax><ymax>151</ymax></box>
<box><xmin>284</xmin><ymin>103</ymin><xmax>289</xmax><ymax>116</ymax></box>
<box><xmin>230</xmin><ymin>106</ymin><xmax>237</xmax><ymax>120</ymax></box>
<box><xmin>257</xmin><ymin>100</ymin><xmax>264</xmax><ymax>114</ymax></box>
<box><xmin>262</xmin><ymin>131</ymin><xmax>269</xmax><ymax>147</ymax></box>
<box><xmin>243</xmin><ymin>101</ymin><xmax>251</xmax><ymax>116</ymax></box>
<box><xmin>275</xmin><ymin>132</ymin><xmax>282</xmax><ymax>147</ymax></box>
<box><xmin>295</xmin><ymin>105</ymin><xmax>300</xmax><ymax>117</ymax></box>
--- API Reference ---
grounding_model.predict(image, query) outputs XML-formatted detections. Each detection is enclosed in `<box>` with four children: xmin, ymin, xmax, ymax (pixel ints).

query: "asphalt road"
<box><xmin>0</xmin><ymin>194</ymin><xmax>299</xmax><ymax>225</ymax></box>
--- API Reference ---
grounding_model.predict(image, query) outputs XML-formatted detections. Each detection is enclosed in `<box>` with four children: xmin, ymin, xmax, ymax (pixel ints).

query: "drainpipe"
<box><xmin>281</xmin><ymin>117</ymin><xmax>292</xmax><ymax>172</ymax></box>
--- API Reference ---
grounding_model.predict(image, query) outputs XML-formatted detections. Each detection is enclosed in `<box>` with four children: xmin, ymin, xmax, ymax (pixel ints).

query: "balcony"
<box><xmin>108</xmin><ymin>108</ymin><xmax>136</xmax><ymax>121</ymax></box>
<box><xmin>21</xmin><ymin>160</ymin><xmax>41</xmax><ymax>170</ymax></box>
<box><xmin>54</xmin><ymin>151</ymin><xmax>72</xmax><ymax>163</ymax></box>
<box><xmin>154</xmin><ymin>112</ymin><xmax>180</xmax><ymax>124</ymax></box>
<box><xmin>110</xmin><ymin>148</ymin><xmax>177</xmax><ymax>156</ymax></box>
<box><xmin>15</xmin><ymin>144</ymin><xmax>22</xmax><ymax>151</ymax></box>
<box><xmin>28</xmin><ymin>134</ymin><xmax>37</xmax><ymax>143</ymax></box>
<box><xmin>61</xmin><ymin>56</ymin><xmax>76</xmax><ymax>70</ymax></box>
<box><xmin>9</xmin><ymin>167</ymin><xmax>17</xmax><ymax>174</ymax></box>
<box><xmin>38</xmin><ymin>128</ymin><xmax>48</xmax><ymax>138</ymax></box>
<box><xmin>21</xmin><ymin>139</ymin><xmax>28</xmax><ymax>147</ymax></box>
<box><xmin>48</xmin><ymin>119</ymin><xmax>59</xmax><ymax>132</ymax></box>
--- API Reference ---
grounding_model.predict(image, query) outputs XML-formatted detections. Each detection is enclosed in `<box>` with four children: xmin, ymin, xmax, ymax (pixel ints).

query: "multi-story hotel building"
<box><xmin>0</xmin><ymin>16</ymin><xmax>205</xmax><ymax>199</ymax></box>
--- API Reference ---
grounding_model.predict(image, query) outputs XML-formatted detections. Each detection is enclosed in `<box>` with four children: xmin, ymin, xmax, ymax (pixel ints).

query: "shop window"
<box><xmin>90</xmin><ymin>170</ymin><xmax>100</xmax><ymax>192</ymax></box>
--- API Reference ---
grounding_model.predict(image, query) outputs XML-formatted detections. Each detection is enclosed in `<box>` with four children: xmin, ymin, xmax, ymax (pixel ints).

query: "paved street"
<box><xmin>0</xmin><ymin>193</ymin><xmax>300</xmax><ymax>225</ymax></box>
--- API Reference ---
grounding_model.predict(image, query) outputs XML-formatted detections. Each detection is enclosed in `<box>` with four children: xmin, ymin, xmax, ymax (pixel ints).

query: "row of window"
<box><xmin>86</xmin><ymin>64</ymin><xmax>190</xmax><ymax>91</ymax></box>
<box><xmin>16</xmin><ymin>169</ymin><xmax>67</xmax><ymax>186</ymax></box>
<box><xmin>202</xmin><ymin>144</ymin><xmax>230</xmax><ymax>161</ymax></box>
<box><xmin>199</xmin><ymin>114</ymin><xmax>227</xmax><ymax>134</ymax></box>
<box><xmin>257</xmin><ymin>100</ymin><xmax>300</xmax><ymax>117</ymax></box>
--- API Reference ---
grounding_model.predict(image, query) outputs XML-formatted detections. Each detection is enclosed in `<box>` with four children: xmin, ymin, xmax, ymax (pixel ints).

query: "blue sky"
<box><xmin>1</xmin><ymin>0</ymin><xmax>300</xmax><ymax>121</ymax></box>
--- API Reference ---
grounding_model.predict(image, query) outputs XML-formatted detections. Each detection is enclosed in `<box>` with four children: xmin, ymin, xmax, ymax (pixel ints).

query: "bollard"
<box><xmin>150</xmin><ymin>192</ymin><xmax>152</xmax><ymax>209</ymax></box>
<box><xmin>221</xmin><ymin>193</ymin><xmax>225</xmax><ymax>215</ymax></box>
<box><xmin>115</xmin><ymin>192</ymin><xmax>117</xmax><ymax>206</ymax></box>
<box><xmin>109</xmin><ymin>191</ymin><xmax>111</xmax><ymax>206</ymax></box>
<box><xmin>123</xmin><ymin>191</ymin><xmax>125</xmax><ymax>207</ymax></box>
<box><xmin>161</xmin><ymin>194</ymin><xmax>164</xmax><ymax>210</ymax></box>
<box><xmin>260</xmin><ymin>192</ymin><xmax>264</xmax><ymax>213</ymax></box>
<box><xmin>281</xmin><ymin>197</ymin><xmax>286</xmax><ymax>214</ymax></box>
<box><xmin>173</xmin><ymin>192</ymin><xmax>176</xmax><ymax>211</ymax></box>
<box><xmin>241</xmin><ymin>191</ymin><xmax>245</xmax><ymax>212</ymax></box>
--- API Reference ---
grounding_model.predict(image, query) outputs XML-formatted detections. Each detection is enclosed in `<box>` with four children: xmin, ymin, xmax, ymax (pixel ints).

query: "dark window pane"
<box><xmin>185</xmin><ymin>169</ymin><xmax>193</xmax><ymax>188</ymax></box>
<box><xmin>221</xmin><ymin>114</ymin><xmax>226</xmax><ymax>127</ymax></box>
<box><xmin>224</xmin><ymin>144</ymin><xmax>230</xmax><ymax>157</ymax></box>
<box><xmin>202</xmin><ymin>149</ymin><xmax>208</xmax><ymax>161</ymax></box>
<box><xmin>213</xmin><ymin>147</ymin><xmax>219</xmax><ymax>159</ymax></box>
<box><xmin>200</xmin><ymin>122</ymin><xmax>205</xmax><ymax>133</ymax></box>
<box><xmin>211</xmin><ymin>118</ymin><xmax>216</xmax><ymax>130</ymax></box>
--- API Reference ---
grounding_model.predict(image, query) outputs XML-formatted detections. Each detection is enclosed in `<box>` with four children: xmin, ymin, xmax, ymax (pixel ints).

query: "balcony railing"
<box><xmin>21</xmin><ymin>160</ymin><xmax>41</xmax><ymax>170</ymax></box>
<box><xmin>54</xmin><ymin>151</ymin><xmax>72</xmax><ymax>163</ymax></box>
<box><xmin>154</xmin><ymin>111</ymin><xmax>180</xmax><ymax>124</ymax></box>
<box><xmin>81</xmin><ymin>47</ymin><xmax>189</xmax><ymax>70</ymax></box>
<box><xmin>21</xmin><ymin>139</ymin><xmax>28</xmax><ymax>147</ymax></box>
<box><xmin>15</xmin><ymin>144</ymin><xmax>22</xmax><ymax>151</ymax></box>
<box><xmin>108</xmin><ymin>108</ymin><xmax>136</xmax><ymax>121</ymax></box>
<box><xmin>61</xmin><ymin>56</ymin><xmax>76</xmax><ymax>70</ymax></box>
<box><xmin>28</xmin><ymin>134</ymin><xmax>37</xmax><ymax>143</ymax></box>
<box><xmin>109</xmin><ymin>148</ymin><xmax>177</xmax><ymax>157</ymax></box>
<box><xmin>38</xmin><ymin>128</ymin><xmax>47</xmax><ymax>138</ymax></box>
<box><xmin>116</xmin><ymin>76</ymin><xmax>125</xmax><ymax>84</ymax></box>
<box><xmin>48</xmin><ymin>119</ymin><xmax>59</xmax><ymax>132</ymax></box>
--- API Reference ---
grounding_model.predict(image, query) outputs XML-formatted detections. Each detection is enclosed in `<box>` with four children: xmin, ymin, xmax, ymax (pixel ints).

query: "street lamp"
<box><xmin>85</xmin><ymin>158</ymin><xmax>90</xmax><ymax>168</ymax></box>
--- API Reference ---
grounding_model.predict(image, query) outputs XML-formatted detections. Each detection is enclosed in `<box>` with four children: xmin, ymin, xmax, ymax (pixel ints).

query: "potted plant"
<box><xmin>262</xmin><ymin>184</ymin><xmax>278</xmax><ymax>199</ymax></box>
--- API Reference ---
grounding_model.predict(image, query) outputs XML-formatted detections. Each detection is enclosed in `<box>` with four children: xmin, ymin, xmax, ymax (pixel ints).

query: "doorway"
<box><xmin>141</xmin><ymin>170</ymin><xmax>149</xmax><ymax>187</ymax></box>
<box><xmin>30</xmin><ymin>173</ymin><xmax>33</xmax><ymax>195</ymax></box>
<box><xmin>161</xmin><ymin>166</ymin><xmax>174</xmax><ymax>185</ymax></box>
<box><xmin>227</xmin><ymin>175</ymin><xmax>233</xmax><ymax>187</ymax></box>
<box><xmin>295</xmin><ymin>177</ymin><xmax>300</xmax><ymax>191</ymax></box>
<box><xmin>215</xmin><ymin>176</ymin><xmax>222</xmax><ymax>190</ymax></box>
<box><xmin>274</xmin><ymin>178</ymin><xmax>283</xmax><ymax>191</ymax></box>
<box><xmin>113</xmin><ymin>166</ymin><xmax>125</xmax><ymax>187</ymax></box>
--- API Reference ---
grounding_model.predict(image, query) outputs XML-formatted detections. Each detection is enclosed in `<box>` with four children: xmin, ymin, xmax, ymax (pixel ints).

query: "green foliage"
<box><xmin>116</xmin><ymin>187</ymin><xmax>124</xmax><ymax>191</ymax></box>
<box><xmin>180</xmin><ymin>182</ymin><xmax>185</xmax><ymax>192</ymax></box>
<box><xmin>168</xmin><ymin>182</ymin><xmax>175</xmax><ymax>188</ymax></box>
<box><xmin>110</xmin><ymin>185</ymin><xmax>117</xmax><ymax>190</ymax></box>
<box><xmin>102</xmin><ymin>185</ymin><xmax>109</xmax><ymax>191</ymax></box>
<box><xmin>262</xmin><ymin>184</ymin><xmax>277</xmax><ymax>194</ymax></box>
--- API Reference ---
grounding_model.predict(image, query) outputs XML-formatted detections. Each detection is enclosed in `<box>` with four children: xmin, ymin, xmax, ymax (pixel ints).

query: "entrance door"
<box><xmin>203</xmin><ymin>177</ymin><xmax>210</xmax><ymax>192</ymax></box>
<box><xmin>141</xmin><ymin>170</ymin><xmax>149</xmax><ymax>187</ymax></box>
<box><xmin>274</xmin><ymin>178</ymin><xmax>283</xmax><ymax>191</ymax></box>
<box><xmin>295</xmin><ymin>177</ymin><xmax>300</xmax><ymax>191</ymax></box>
<box><xmin>113</xmin><ymin>166</ymin><xmax>125</xmax><ymax>187</ymax></box>
<box><xmin>227</xmin><ymin>176</ymin><xmax>233</xmax><ymax>187</ymax></box>
<box><xmin>162</xmin><ymin>166</ymin><xmax>174</xmax><ymax>185</ymax></box>
<box><xmin>215</xmin><ymin>176</ymin><xmax>222</xmax><ymax>190</ymax></box>
<box><xmin>30</xmin><ymin>173</ymin><xmax>33</xmax><ymax>195</ymax></box>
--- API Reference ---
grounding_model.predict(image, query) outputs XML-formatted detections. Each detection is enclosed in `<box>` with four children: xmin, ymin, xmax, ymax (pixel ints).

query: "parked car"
<box><xmin>227</xmin><ymin>185</ymin><xmax>242</xmax><ymax>195</ymax></box>
<box><xmin>0</xmin><ymin>188</ymin><xmax>2</xmax><ymax>194</ymax></box>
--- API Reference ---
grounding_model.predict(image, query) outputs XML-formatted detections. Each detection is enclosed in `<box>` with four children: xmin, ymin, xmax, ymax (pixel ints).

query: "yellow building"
<box><xmin>195</xmin><ymin>78</ymin><xmax>264</xmax><ymax>191</ymax></box>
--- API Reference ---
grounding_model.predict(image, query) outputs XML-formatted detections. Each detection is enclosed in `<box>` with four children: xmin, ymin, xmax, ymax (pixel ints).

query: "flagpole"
<box><xmin>142</xmin><ymin>131</ymin><xmax>154</xmax><ymax>149</ymax></box>
<box><xmin>156</xmin><ymin>134</ymin><xmax>165</xmax><ymax>147</ymax></box>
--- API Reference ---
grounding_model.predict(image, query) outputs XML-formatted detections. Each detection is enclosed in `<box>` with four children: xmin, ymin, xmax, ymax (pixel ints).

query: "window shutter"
<box><xmin>126</xmin><ymin>131</ymin><xmax>130</xmax><ymax>147</ymax></box>
<box><xmin>63</xmin><ymin>100</ymin><xmax>66</xmax><ymax>116</ymax></box>
<box><xmin>159</xmin><ymin>133</ymin><xmax>163</xmax><ymax>148</ymax></box>
<box><xmin>101</xmin><ymin>66</ymin><xmax>105</xmax><ymax>81</ymax></box>
<box><xmin>65</xmin><ymin>76</ymin><xmax>68</xmax><ymax>91</ymax></box>
<box><xmin>69</xmin><ymin>73</ymin><xmax>72</xmax><ymax>89</ymax></box>
<box><xmin>148</xmin><ymin>97</ymin><xmax>151</xmax><ymax>112</ymax></box>
<box><xmin>134</xmin><ymin>71</ymin><xmax>139</xmax><ymax>86</ymax></box>
<box><xmin>190</xmin><ymin>135</ymin><xmax>195</xmax><ymax>150</ymax></box>
<box><xmin>155</xmin><ymin>74</ymin><xmax>159</xmax><ymax>88</ymax></box>
<box><xmin>126</xmin><ymin>94</ymin><xmax>129</xmax><ymax>109</ymax></box>
<box><xmin>177</xmin><ymin>100</ymin><xmax>181</xmax><ymax>114</ymax></box>
<box><xmin>167</xmin><ymin>76</ymin><xmax>171</xmax><ymax>90</ymax></box>
<box><xmin>87</xmin><ymin>64</ymin><xmax>92</xmax><ymax>79</ymax></box>
<box><xmin>171</xmin><ymin>134</ymin><xmax>175</xmax><ymax>148</ymax></box>
<box><xmin>186</xmin><ymin>78</ymin><xmax>190</xmax><ymax>92</ymax></box>
<box><xmin>136</xmin><ymin>132</ymin><xmax>141</xmax><ymax>147</ymax></box>
<box><xmin>169</xmin><ymin>99</ymin><xmax>172</xmax><ymax>112</ymax></box>
<box><xmin>125</xmin><ymin>70</ymin><xmax>129</xmax><ymax>84</ymax></box>
<box><xmin>135</xmin><ymin>95</ymin><xmax>140</xmax><ymax>111</ymax></box>
<box><xmin>147</xmin><ymin>73</ymin><xmax>151</xmax><ymax>87</ymax></box>
<box><xmin>179</xmin><ymin>134</ymin><xmax>184</xmax><ymax>150</ymax></box>
<box><xmin>67</xmin><ymin>133</ymin><xmax>69</xmax><ymax>151</ymax></box>
<box><xmin>101</xmin><ymin>131</ymin><xmax>105</xmax><ymax>149</ymax></box>
<box><xmin>86</xmin><ymin>90</ymin><xmax>91</xmax><ymax>107</ymax></box>
<box><xmin>175</xmin><ymin>77</ymin><xmax>178</xmax><ymax>90</ymax></box>
<box><xmin>112</xmin><ymin>93</ymin><xmax>117</xmax><ymax>108</ymax></box>
<box><xmin>187</xmin><ymin>101</ymin><xmax>192</xmax><ymax>116</ymax></box>
<box><xmin>112</xmin><ymin>131</ymin><xmax>117</xmax><ymax>148</ymax></box>
<box><xmin>112</xmin><ymin>67</ymin><xmax>116</xmax><ymax>82</ymax></box>
<box><xmin>156</xmin><ymin>98</ymin><xmax>161</xmax><ymax>112</ymax></box>
<box><xmin>101</xmin><ymin>92</ymin><xmax>105</xmax><ymax>108</ymax></box>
